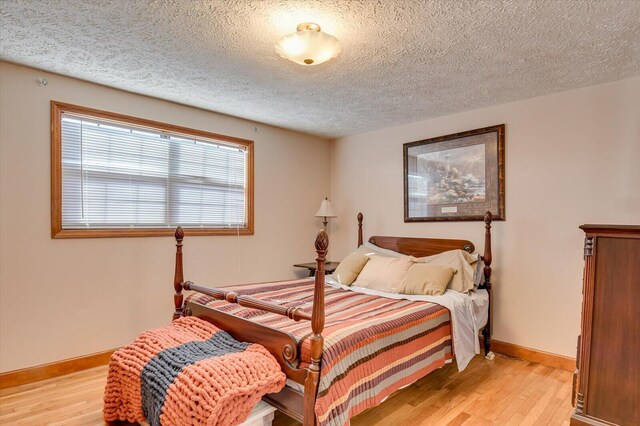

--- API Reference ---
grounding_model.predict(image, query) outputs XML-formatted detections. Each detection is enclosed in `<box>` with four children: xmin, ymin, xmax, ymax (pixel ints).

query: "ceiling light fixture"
<box><xmin>275</xmin><ymin>22</ymin><xmax>341</xmax><ymax>66</ymax></box>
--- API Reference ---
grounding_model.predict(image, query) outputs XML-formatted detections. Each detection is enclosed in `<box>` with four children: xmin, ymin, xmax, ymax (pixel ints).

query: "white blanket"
<box><xmin>325</xmin><ymin>276</ymin><xmax>488</xmax><ymax>371</ymax></box>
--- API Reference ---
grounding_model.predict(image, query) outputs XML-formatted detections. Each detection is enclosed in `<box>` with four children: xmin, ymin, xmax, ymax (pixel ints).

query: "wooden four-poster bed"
<box><xmin>170</xmin><ymin>212</ymin><xmax>494</xmax><ymax>426</ymax></box>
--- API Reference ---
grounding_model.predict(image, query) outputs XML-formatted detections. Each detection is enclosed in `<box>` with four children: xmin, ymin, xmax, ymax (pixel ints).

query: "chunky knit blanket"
<box><xmin>103</xmin><ymin>316</ymin><xmax>286</xmax><ymax>426</ymax></box>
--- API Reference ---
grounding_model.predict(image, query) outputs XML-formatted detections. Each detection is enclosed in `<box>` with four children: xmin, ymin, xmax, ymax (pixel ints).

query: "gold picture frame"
<box><xmin>404</xmin><ymin>124</ymin><xmax>505</xmax><ymax>222</ymax></box>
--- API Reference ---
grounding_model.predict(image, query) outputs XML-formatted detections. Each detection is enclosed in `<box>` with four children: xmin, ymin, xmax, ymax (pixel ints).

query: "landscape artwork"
<box><xmin>417</xmin><ymin>144</ymin><xmax>486</xmax><ymax>205</ymax></box>
<box><xmin>404</xmin><ymin>125</ymin><xmax>505</xmax><ymax>222</ymax></box>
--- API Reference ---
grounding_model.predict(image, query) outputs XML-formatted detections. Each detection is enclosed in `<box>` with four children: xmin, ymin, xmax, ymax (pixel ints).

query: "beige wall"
<box><xmin>0</xmin><ymin>62</ymin><xmax>330</xmax><ymax>372</ymax></box>
<box><xmin>329</xmin><ymin>77</ymin><xmax>640</xmax><ymax>357</ymax></box>
<box><xmin>1</xmin><ymin>60</ymin><xmax>637</xmax><ymax>371</ymax></box>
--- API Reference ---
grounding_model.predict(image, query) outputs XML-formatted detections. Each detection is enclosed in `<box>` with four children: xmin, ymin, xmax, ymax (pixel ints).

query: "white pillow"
<box><xmin>413</xmin><ymin>250</ymin><xmax>477</xmax><ymax>293</ymax></box>
<box><xmin>356</xmin><ymin>241</ymin><xmax>403</xmax><ymax>258</ymax></box>
<box><xmin>352</xmin><ymin>255</ymin><xmax>414</xmax><ymax>293</ymax></box>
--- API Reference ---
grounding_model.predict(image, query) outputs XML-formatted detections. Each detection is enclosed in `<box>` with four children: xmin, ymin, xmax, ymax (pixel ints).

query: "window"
<box><xmin>51</xmin><ymin>101</ymin><xmax>253</xmax><ymax>238</ymax></box>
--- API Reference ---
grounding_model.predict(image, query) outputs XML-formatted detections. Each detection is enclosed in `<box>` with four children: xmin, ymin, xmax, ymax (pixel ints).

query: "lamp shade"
<box><xmin>275</xmin><ymin>22</ymin><xmax>342</xmax><ymax>66</ymax></box>
<box><xmin>315</xmin><ymin>198</ymin><xmax>337</xmax><ymax>218</ymax></box>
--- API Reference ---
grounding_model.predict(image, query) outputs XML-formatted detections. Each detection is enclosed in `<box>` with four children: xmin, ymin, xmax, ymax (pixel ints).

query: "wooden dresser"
<box><xmin>572</xmin><ymin>225</ymin><xmax>640</xmax><ymax>426</ymax></box>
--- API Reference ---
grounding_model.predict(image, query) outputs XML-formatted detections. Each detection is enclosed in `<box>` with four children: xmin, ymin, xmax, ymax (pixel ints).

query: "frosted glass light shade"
<box><xmin>276</xmin><ymin>23</ymin><xmax>342</xmax><ymax>66</ymax></box>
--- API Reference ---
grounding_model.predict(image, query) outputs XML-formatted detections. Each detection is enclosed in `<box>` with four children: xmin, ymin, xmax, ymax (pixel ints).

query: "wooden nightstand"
<box><xmin>293</xmin><ymin>261</ymin><xmax>340</xmax><ymax>277</ymax></box>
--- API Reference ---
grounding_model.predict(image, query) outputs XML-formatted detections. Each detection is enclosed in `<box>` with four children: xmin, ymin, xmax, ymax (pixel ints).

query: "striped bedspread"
<box><xmin>186</xmin><ymin>278</ymin><xmax>453</xmax><ymax>426</ymax></box>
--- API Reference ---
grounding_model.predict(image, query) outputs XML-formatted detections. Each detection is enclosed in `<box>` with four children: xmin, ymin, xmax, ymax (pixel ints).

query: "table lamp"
<box><xmin>315</xmin><ymin>197</ymin><xmax>337</xmax><ymax>228</ymax></box>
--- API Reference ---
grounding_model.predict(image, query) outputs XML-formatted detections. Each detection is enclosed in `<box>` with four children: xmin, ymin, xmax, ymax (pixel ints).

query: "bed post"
<box><xmin>481</xmin><ymin>211</ymin><xmax>494</xmax><ymax>359</ymax></box>
<box><xmin>303</xmin><ymin>229</ymin><xmax>327</xmax><ymax>426</ymax></box>
<box><xmin>173</xmin><ymin>226</ymin><xmax>185</xmax><ymax>320</ymax></box>
<box><xmin>357</xmin><ymin>212</ymin><xmax>363</xmax><ymax>247</ymax></box>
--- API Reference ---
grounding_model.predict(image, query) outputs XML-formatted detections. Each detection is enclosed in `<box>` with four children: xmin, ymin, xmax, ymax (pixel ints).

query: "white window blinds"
<box><xmin>60</xmin><ymin>113</ymin><xmax>248</xmax><ymax>230</ymax></box>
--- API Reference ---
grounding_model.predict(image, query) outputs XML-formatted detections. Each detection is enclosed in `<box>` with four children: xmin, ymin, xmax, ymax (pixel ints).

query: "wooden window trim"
<box><xmin>51</xmin><ymin>101</ymin><xmax>254</xmax><ymax>238</ymax></box>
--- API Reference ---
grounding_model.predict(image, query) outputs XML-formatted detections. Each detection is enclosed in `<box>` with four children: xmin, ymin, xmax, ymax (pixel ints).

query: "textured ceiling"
<box><xmin>1</xmin><ymin>0</ymin><xmax>639</xmax><ymax>138</ymax></box>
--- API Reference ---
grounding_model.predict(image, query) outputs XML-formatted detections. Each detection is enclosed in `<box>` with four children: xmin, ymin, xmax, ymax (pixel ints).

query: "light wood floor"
<box><xmin>0</xmin><ymin>354</ymin><xmax>573</xmax><ymax>425</ymax></box>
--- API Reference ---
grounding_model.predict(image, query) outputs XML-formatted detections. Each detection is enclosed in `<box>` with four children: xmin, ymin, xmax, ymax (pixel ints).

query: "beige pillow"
<box><xmin>413</xmin><ymin>250</ymin><xmax>477</xmax><ymax>293</ymax></box>
<box><xmin>400</xmin><ymin>263</ymin><xmax>457</xmax><ymax>296</ymax></box>
<box><xmin>352</xmin><ymin>256</ymin><xmax>414</xmax><ymax>293</ymax></box>
<box><xmin>331</xmin><ymin>252</ymin><xmax>370</xmax><ymax>285</ymax></box>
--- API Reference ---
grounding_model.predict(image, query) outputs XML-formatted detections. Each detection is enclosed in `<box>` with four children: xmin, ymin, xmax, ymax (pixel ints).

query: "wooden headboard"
<box><xmin>356</xmin><ymin>212</ymin><xmax>478</xmax><ymax>256</ymax></box>
<box><xmin>367</xmin><ymin>236</ymin><xmax>474</xmax><ymax>257</ymax></box>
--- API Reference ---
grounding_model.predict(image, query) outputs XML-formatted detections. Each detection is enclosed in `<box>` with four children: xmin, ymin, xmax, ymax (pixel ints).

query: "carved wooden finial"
<box><xmin>175</xmin><ymin>226</ymin><xmax>184</xmax><ymax>242</ymax></box>
<box><xmin>484</xmin><ymin>211</ymin><xmax>492</xmax><ymax>225</ymax></box>
<box><xmin>357</xmin><ymin>212</ymin><xmax>363</xmax><ymax>224</ymax></box>
<box><xmin>315</xmin><ymin>229</ymin><xmax>329</xmax><ymax>252</ymax></box>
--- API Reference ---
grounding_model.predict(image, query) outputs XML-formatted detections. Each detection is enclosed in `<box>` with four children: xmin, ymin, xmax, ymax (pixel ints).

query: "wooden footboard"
<box><xmin>171</xmin><ymin>227</ymin><xmax>327</xmax><ymax>426</ymax></box>
<box><xmin>185</xmin><ymin>301</ymin><xmax>308</xmax><ymax>384</ymax></box>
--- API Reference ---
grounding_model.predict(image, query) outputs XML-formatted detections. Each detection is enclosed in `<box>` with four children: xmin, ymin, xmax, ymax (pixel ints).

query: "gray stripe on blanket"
<box><xmin>140</xmin><ymin>330</ymin><xmax>250</xmax><ymax>426</ymax></box>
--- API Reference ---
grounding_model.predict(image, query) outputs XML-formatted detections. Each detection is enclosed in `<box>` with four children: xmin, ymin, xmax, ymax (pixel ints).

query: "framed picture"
<box><xmin>403</xmin><ymin>124</ymin><xmax>505</xmax><ymax>222</ymax></box>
